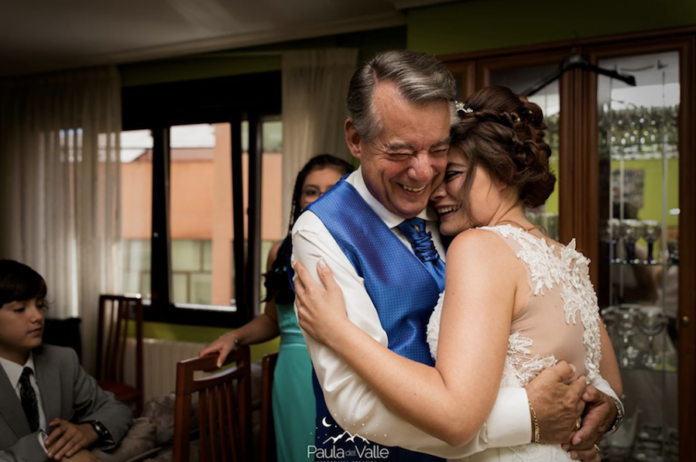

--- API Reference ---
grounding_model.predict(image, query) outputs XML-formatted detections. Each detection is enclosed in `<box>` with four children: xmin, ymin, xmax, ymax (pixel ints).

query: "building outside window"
<box><xmin>120</xmin><ymin>120</ymin><xmax>282</xmax><ymax>310</ymax></box>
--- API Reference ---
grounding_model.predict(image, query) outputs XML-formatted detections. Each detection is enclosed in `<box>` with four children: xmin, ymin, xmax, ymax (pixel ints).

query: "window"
<box><xmin>120</xmin><ymin>71</ymin><xmax>282</xmax><ymax>326</ymax></box>
<box><xmin>120</xmin><ymin>130</ymin><xmax>153</xmax><ymax>299</ymax></box>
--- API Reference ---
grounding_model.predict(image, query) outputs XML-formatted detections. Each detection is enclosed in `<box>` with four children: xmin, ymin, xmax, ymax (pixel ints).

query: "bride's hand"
<box><xmin>293</xmin><ymin>259</ymin><xmax>348</xmax><ymax>345</ymax></box>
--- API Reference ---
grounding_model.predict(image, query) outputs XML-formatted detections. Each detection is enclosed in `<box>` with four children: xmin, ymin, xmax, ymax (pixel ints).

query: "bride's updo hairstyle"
<box><xmin>452</xmin><ymin>85</ymin><xmax>556</xmax><ymax>215</ymax></box>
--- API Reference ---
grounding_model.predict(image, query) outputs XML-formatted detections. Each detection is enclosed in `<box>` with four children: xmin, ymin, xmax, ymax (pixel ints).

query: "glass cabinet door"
<box><xmin>596</xmin><ymin>50</ymin><xmax>680</xmax><ymax>462</ymax></box>
<box><xmin>442</xmin><ymin>32</ymin><xmax>695</xmax><ymax>459</ymax></box>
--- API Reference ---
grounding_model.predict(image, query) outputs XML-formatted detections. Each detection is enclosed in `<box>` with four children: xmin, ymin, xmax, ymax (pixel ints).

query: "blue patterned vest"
<box><xmin>306</xmin><ymin>179</ymin><xmax>443</xmax><ymax>462</ymax></box>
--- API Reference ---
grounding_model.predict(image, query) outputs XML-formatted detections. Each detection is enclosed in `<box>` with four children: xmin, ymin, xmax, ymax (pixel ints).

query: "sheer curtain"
<box><xmin>281</xmin><ymin>48</ymin><xmax>358</xmax><ymax>231</ymax></box>
<box><xmin>0</xmin><ymin>66</ymin><xmax>122</xmax><ymax>373</ymax></box>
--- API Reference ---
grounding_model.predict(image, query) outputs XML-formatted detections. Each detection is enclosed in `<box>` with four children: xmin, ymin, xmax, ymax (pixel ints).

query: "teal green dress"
<box><xmin>272</xmin><ymin>301</ymin><xmax>315</xmax><ymax>461</ymax></box>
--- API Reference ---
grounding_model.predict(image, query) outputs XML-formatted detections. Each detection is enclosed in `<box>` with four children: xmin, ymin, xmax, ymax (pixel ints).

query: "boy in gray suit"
<box><xmin>0</xmin><ymin>259</ymin><xmax>132</xmax><ymax>462</ymax></box>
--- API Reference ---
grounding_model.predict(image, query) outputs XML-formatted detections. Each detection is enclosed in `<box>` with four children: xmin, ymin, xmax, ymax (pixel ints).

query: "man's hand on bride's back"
<box><xmin>525</xmin><ymin>361</ymin><xmax>586</xmax><ymax>444</ymax></box>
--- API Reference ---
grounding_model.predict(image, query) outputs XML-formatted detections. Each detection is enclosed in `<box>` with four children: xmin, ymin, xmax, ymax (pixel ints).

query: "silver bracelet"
<box><xmin>220</xmin><ymin>331</ymin><xmax>239</xmax><ymax>347</ymax></box>
<box><xmin>607</xmin><ymin>396</ymin><xmax>624</xmax><ymax>434</ymax></box>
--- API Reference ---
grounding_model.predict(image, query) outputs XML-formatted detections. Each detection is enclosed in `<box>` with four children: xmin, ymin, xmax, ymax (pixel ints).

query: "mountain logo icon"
<box><xmin>323</xmin><ymin>430</ymin><xmax>370</xmax><ymax>445</ymax></box>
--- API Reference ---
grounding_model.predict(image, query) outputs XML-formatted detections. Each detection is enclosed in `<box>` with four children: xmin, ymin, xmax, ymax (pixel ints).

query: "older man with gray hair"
<box><xmin>292</xmin><ymin>49</ymin><xmax>620</xmax><ymax>462</ymax></box>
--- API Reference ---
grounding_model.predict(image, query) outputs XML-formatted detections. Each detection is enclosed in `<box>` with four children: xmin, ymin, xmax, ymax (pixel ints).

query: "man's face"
<box><xmin>346</xmin><ymin>81</ymin><xmax>451</xmax><ymax>219</ymax></box>
<box><xmin>0</xmin><ymin>298</ymin><xmax>45</xmax><ymax>364</ymax></box>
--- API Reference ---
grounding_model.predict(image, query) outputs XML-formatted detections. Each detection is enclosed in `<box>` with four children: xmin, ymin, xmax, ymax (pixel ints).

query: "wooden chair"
<box><xmin>260</xmin><ymin>352</ymin><xmax>279</xmax><ymax>462</ymax></box>
<box><xmin>95</xmin><ymin>294</ymin><xmax>144</xmax><ymax>417</ymax></box>
<box><xmin>173</xmin><ymin>346</ymin><xmax>252</xmax><ymax>462</ymax></box>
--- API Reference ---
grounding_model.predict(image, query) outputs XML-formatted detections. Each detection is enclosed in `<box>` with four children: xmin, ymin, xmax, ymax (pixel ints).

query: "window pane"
<box><xmin>167</xmin><ymin>121</ymin><xmax>283</xmax><ymax>311</ymax></box>
<box><xmin>172</xmin><ymin>240</ymin><xmax>203</xmax><ymax>272</ymax></box>
<box><xmin>596</xmin><ymin>51</ymin><xmax>679</xmax><ymax>461</ymax></box>
<box><xmin>120</xmin><ymin>130</ymin><xmax>153</xmax><ymax>299</ymax></box>
<box><xmin>260</xmin><ymin>119</ymin><xmax>283</xmax><ymax>309</ymax></box>
<box><xmin>170</xmin><ymin>123</ymin><xmax>232</xmax><ymax>307</ymax></box>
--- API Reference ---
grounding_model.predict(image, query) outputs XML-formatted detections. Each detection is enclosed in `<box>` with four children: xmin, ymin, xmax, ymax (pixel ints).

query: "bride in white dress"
<box><xmin>293</xmin><ymin>86</ymin><xmax>622</xmax><ymax>461</ymax></box>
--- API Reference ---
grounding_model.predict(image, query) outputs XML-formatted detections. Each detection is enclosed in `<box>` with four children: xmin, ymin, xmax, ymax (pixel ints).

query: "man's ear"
<box><xmin>345</xmin><ymin>119</ymin><xmax>363</xmax><ymax>160</ymax></box>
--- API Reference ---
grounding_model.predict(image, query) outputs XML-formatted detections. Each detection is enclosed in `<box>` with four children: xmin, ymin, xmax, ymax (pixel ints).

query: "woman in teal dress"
<box><xmin>201</xmin><ymin>154</ymin><xmax>353</xmax><ymax>462</ymax></box>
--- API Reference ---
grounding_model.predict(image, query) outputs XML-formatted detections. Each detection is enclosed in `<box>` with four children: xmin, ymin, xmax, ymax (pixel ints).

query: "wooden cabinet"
<box><xmin>442</xmin><ymin>27</ymin><xmax>695</xmax><ymax>461</ymax></box>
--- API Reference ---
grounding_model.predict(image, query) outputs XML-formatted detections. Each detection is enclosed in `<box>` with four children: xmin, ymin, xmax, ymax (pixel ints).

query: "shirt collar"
<box><xmin>347</xmin><ymin>167</ymin><xmax>439</xmax><ymax>229</ymax></box>
<box><xmin>0</xmin><ymin>353</ymin><xmax>35</xmax><ymax>389</ymax></box>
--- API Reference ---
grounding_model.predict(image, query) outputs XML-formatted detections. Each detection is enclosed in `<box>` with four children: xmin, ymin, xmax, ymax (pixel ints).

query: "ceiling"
<box><xmin>0</xmin><ymin>0</ymin><xmax>457</xmax><ymax>78</ymax></box>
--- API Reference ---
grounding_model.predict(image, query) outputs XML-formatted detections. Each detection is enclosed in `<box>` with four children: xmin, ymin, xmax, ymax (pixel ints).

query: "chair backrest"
<box><xmin>173</xmin><ymin>346</ymin><xmax>252</xmax><ymax>462</ymax></box>
<box><xmin>260</xmin><ymin>352</ymin><xmax>279</xmax><ymax>462</ymax></box>
<box><xmin>43</xmin><ymin>317</ymin><xmax>83</xmax><ymax>361</ymax></box>
<box><xmin>95</xmin><ymin>295</ymin><xmax>144</xmax><ymax>391</ymax></box>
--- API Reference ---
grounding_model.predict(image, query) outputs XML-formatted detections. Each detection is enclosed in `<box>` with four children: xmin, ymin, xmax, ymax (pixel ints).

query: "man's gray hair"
<box><xmin>346</xmin><ymin>49</ymin><xmax>457</xmax><ymax>142</ymax></box>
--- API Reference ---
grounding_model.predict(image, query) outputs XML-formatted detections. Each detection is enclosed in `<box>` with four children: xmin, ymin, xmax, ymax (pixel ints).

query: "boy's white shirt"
<box><xmin>0</xmin><ymin>354</ymin><xmax>49</xmax><ymax>452</ymax></box>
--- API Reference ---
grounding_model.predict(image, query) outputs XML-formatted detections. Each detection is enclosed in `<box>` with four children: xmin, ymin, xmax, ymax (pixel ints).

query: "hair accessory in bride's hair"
<box><xmin>455</xmin><ymin>101</ymin><xmax>473</xmax><ymax>115</ymax></box>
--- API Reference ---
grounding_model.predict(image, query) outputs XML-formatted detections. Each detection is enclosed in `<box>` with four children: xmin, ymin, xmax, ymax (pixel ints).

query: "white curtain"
<box><xmin>281</xmin><ymin>48</ymin><xmax>358</xmax><ymax>231</ymax></box>
<box><xmin>0</xmin><ymin>66</ymin><xmax>122</xmax><ymax>373</ymax></box>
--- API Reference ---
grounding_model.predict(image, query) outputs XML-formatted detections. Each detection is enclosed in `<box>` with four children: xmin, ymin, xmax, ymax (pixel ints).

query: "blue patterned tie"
<box><xmin>19</xmin><ymin>367</ymin><xmax>39</xmax><ymax>432</ymax></box>
<box><xmin>397</xmin><ymin>217</ymin><xmax>446</xmax><ymax>292</ymax></box>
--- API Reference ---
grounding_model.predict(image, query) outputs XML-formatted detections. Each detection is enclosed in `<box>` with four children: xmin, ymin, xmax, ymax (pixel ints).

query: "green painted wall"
<box><xmin>119</xmin><ymin>55</ymin><xmax>280</xmax><ymax>88</ymax></box>
<box><xmin>546</xmin><ymin>159</ymin><xmax>559</xmax><ymax>215</ymax></box>
<box><xmin>612</xmin><ymin>157</ymin><xmax>680</xmax><ymax>227</ymax></box>
<box><xmin>408</xmin><ymin>0</ymin><xmax>696</xmax><ymax>55</ymax></box>
<box><xmin>133</xmin><ymin>322</ymin><xmax>280</xmax><ymax>363</ymax></box>
<box><xmin>119</xmin><ymin>0</ymin><xmax>696</xmax><ymax>87</ymax></box>
<box><xmin>120</xmin><ymin>27</ymin><xmax>406</xmax><ymax>87</ymax></box>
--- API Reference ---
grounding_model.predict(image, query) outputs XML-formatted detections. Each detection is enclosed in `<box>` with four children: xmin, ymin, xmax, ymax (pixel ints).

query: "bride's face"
<box><xmin>429</xmin><ymin>147</ymin><xmax>500</xmax><ymax>236</ymax></box>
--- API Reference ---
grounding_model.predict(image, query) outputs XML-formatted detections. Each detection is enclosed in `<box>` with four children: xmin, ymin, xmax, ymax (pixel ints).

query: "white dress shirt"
<box><xmin>0</xmin><ymin>353</ymin><xmax>50</xmax><ymax>452</ymax></box>
<box><xmin>0</xmin><ymin>354</ymin><xmax>47</xmax><ymax>431</ymax></box>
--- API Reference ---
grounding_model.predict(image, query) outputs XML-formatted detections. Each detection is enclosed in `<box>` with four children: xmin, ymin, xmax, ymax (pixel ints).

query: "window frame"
<box><xmin>121</xmin><ymin>71</ymin><xmax>282</xmax><ymax>327</ymax></box>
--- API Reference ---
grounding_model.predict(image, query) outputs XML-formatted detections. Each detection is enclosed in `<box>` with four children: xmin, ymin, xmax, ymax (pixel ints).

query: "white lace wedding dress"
<box><xmin>426</xmin><ymin>225</ymin><xmax>603</xmax><ymax>462</ymax></box>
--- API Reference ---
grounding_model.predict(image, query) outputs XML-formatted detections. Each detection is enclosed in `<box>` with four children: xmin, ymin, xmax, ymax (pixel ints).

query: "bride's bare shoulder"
<box><xmin>447</xmin><ymin>228</ymin><xmax>517</xmax><ymax>263</ymax></box>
